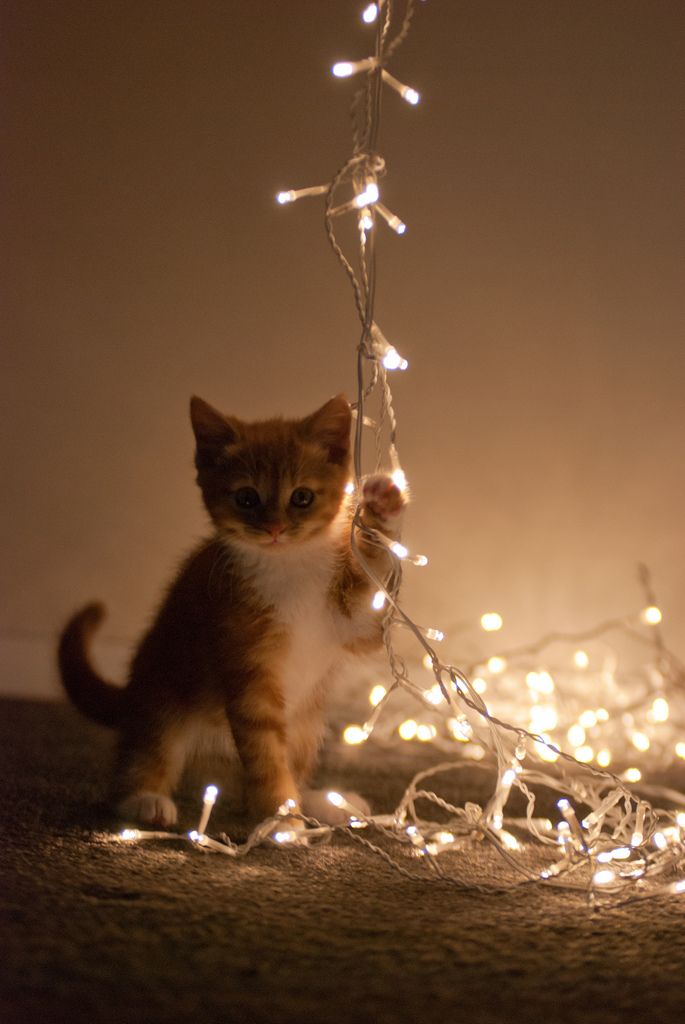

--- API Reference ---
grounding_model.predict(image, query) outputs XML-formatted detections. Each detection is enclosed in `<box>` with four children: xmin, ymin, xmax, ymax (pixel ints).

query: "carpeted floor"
<box><xmin>2</xmin><ymin>697</ymin><xmax>685</xmax><ymax>1024</ymax></box>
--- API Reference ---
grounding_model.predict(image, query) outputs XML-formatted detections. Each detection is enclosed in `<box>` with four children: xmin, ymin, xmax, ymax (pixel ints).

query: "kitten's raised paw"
<box><xmin>362</xmin><ymin>474</ymin><xmax>405</xmax><ymax>521</ymax></box>
<box><xmin>302</xmin><ymin>788</ymin><xmax>371</xmax><ymax>826</ymax></box>
<box><xmin>117</xmin><ymin>791</ymin><xmax>178</xmax><ymax>828</ymax></box>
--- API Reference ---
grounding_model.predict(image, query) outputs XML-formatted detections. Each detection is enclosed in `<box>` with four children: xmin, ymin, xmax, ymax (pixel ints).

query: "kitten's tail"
<box><xmin>57</xmin><ymin>603</ymin><xmax>125</xmax><ymax>728</ymax></box>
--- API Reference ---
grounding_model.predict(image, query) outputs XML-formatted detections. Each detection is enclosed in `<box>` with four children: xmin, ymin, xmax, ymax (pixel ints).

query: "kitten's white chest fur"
<box><xmin>237</xmin><ymin>535</ymin><xmax>348</xmax><ymax>715</ymax></box>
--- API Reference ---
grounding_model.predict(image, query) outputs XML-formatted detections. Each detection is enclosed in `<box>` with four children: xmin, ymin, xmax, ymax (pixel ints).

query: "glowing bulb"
<box><xmin>574</xmin><ymin>745</ymin><xmax>594</xmax><ymax>763</ymax></box>
<box><xmin>498</xmin><ymin>830</ymin><xmax>520</xmax><ymax>851</ymax></box>
<box><xmin>359</xmin><ymin>207</ymin><xmax>374</xmax><ymax>231</ymax></box>
<box><xmin>416</xmin><ymin>724</ymin><xmax>437</xmax><ymax>742</ymax></box>
<box><xmin>535</xmin><ymin>736</ymin><xmax>559</xmax><ymax>763</ymax></box>
<box><xmin>670</xmin><ymin>880</ymin><xmax>685</xmax><ymax>894</ymax></box>
<box><xmin>391</xmin><ymin>467</ymin><xmax>408</xmax><ymax>492</ymax></box>
<box><xmin>382</xmin><ymin>346</ymin><xmax>409</xmax><ymax>370</ymax></box>
<box><xmin>676</xmin><ymin>742</ymin><xmax>685</xmax><ymax>759</ymax></box>
<box><xmin>653</xmin><ymin>832</ymin><xmax>668</xmax><ymax>851</ymax></box>
<box><xmin>593</xmin><ymin>869</ymin><xmax>617</xmax><ymax>886</ymax></box>
<box><xmin>651</xmin><ymin>697</ymin><xmax>669</xmax><ymax>722</ymax></box>
<box><xmin>273</xmin><ymin>830</ymin><xmax>298</xmax><ymax>844</ymax></box>
<box><xmin>355</xmin><ymin>182</ymin><xmax>379</xmax><ymax>207</ymax></box>
<box><xmin>332</xmin><ymin>57</ymin><xmax>377</xmax><ymax>78</ymax></box>
<box><xmin>121</xmin><ymin>829</ymin><xmax>140</xmax><ymax>841</ymax></box>
<box><xmin>372</xmin><ymin>590</ymin><xmax>386</xmax><ymax>610</ymax></box>
<box><xmin>596</xmin><ymin>707</ymin><xmax>610</xmax><ymax>722</ymax></box>
<box><xmin>204</xmin><ymin>785</ymin><xmax>218</xmax><ymax>803</ymax></box>
<box><xmin>480</xmin><ymin>612</ymin><xmax>503</xmax><ymax>632</ymax></box>
<box><xmin>631</xmin><ymin>731</ymin><xmax>650</xmax><ymax>752</ymax></box>
<box><xmin>343</xmin><ymin>724</ymin><xmax>368</xmax><ymax>745</ymax></box>
<box><xmin>579</xmin><ymin>709</ymin><xmax>598</xmax><ymax>729</ymax></box>
<box><xmin>641</xmin><ymin>605</ymin><xmax>662</xmax><ymax>625</ymax></box>
<box><xmin>676</xmin><ymin>812</ymin><xmax>685</xmax><ymax>827</ymax></box>
<box><xmin>327</xmin><ymin>791</ymin><xmax>345</xmax><ymax>807</ymax></box>
<box><xmin>630</xmin><ymin>831</ymin><xmax>644</xmax><ymax>847</ymax></box>
<box><xmin>596</xmin><ymin>749</ymin><xmax>612</xmax><ymax>768</ymax></box>
<box><xmin>381</xmin><ymin>69</ymin><xmax>420</xmax><ymax>105</ymax></box>
<box><xmin>345</xmin><ymin>480</ymin><xmax>355</xmax><ymax>495</ymax></box>
<box><xmin>362</xmin><ymin>2</ymin><xmax>378</xmax><ymax>23</ymax></box>
<box><xmin>472</xmin><ymin>677</ymin><xmax>487</xmax><ymax>694</ymax></box>
<box><xmin>526</xmin><ymin>670</ymin><xmax>554</xmax><ymax>694</ymax></box>
<box><xmin>423</xmin><ymin>685</ymin><xmax>444</xmax><ymax>706</ymax></box>
<box><xmin>197</xmin><ymin>783</ymin><xmax>220</xmax><ymax>834</ymax></box>
<box><xmin>623</xmin><ymin>767</ymin><xmax>642</xmax><ymax>783</ymax></box>
<box><xmin>567</xmin><ymin>724</ymin><xmax>586</xmax><ymax>747</ymax></box>
<box><xmin>390</xmin><ymin>541</ymin><xmax>409</xmax><ymax>558</ymax></box>
<box><xmin>487</xmin><ymin>656</ymin><xmax>507</xmax><ymax>674</ymax></box>
<box><xmin>425</xmin><ymin>628</ymin><xmax>444</xmax><ymax>642</ymax></box>
<box><xmin>412</xmin><ymin>554</ymin><xmax>428</xmax><ymax>567</ymax></box>
<box><xmin>277</xmin><ymin>190</ymin><xmax>294</xmax><ymax>204</ymax></box>
<box><xmin>447</xmin><ymin>717</ymin><xmax>472</xmax><ymax>742</ymax></box>
<box><xmin>369</xmin><ymin>684</ymin><xmax>387</xmax><ymax>707</ymax></box>
<box><xmin>573</xmin><ymin>650</ymin><xmax>590</xmax><ymax>669</ymax></box>
<box><xmin>529</xmin><ymin>705</ymin><xmax>558</xmax><ymax>731</ymax></box>
<box><xmin>398</xmin><ymin>719</ymin><xmax>418</xmax><ymax>740</ymax></box>
<box><xmin>376</xmin><ymin>203</ymin><xmax>407</xmax><ymax>234</ymax></box>
<box><xmin>422</xmin><ymin>653</ymin><xmax>434</xmax><ymax>671</ymax></box>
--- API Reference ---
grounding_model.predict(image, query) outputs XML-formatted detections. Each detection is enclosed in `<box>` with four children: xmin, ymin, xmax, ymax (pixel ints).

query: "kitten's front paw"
<box><xmin>362</xmin><ymin>474</ymin><xmax>405</xmax><ymax>522</ymax></box>
<box><xmin>302</xmin><ymin>788</ymin><xmax>371</xmax><ymax>826</ymax></box>
<box><xmin>117</xmin><ymin>791</ymin><xmax>178</xmax><ymax>828</ymax></box>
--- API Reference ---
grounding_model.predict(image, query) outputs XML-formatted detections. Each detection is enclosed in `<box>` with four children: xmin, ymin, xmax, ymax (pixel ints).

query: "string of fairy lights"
<box><xmin>118</xmin><ymin>1</ymin><xmax>685</xmax><ymax>907</ymax></box>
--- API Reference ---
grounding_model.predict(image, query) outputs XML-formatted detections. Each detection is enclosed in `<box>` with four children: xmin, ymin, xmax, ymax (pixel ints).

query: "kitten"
<box><xmin>58</xmin><ymin>394</ymin><xmax>405</xmax><ymax>828</ymax></box>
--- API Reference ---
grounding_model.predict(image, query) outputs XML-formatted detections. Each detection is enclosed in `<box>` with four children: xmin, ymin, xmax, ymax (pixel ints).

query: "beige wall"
<box><xmin>3</xmin><ymin>0</ymin><xmax>684</xmax><ymax>699</ymax></box>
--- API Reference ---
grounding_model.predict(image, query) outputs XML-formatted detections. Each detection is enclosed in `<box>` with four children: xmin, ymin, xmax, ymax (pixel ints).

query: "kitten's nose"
<box><xmin>267</xmin><ymin>522</ymin><xmax>285</xmax><ymax>539</ymax></box>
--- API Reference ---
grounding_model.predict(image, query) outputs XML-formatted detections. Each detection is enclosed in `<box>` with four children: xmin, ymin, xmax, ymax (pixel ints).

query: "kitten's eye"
<box><xmin>233</xmin><ymin>487</ymin><xmax>261</xmax><ymax>509</ymax></box>
<box><xmin>290</xmin><ymin>487</ymin><xmax>315</xmax><ymax>509</ymax></box>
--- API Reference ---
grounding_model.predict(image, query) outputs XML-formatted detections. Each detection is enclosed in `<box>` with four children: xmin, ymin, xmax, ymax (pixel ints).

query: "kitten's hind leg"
<box><xmin>113</xmin><ymin>719</ymin><xmax>189</xmax><ymax>827</ymax></box>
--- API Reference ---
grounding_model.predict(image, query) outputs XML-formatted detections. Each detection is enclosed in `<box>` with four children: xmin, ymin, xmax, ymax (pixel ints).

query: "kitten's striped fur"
<box><xmin>58</xmin><ymin>395</ymin><xmax>405</xmax><ymax>826</ymax></box>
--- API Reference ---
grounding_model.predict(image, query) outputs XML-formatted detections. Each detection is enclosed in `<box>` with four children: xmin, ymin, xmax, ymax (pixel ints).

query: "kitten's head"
<box><xmin>190</xmin><ymin>394</ymin><xmax>352</xmax><ymax>550</ymax></box>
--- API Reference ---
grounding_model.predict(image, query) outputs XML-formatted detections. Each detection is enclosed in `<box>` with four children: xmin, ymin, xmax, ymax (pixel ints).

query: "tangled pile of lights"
<box><xmin>118</xmin><ymin>1</ymin><xmax>685</xmax><ymax>907</ymax></box>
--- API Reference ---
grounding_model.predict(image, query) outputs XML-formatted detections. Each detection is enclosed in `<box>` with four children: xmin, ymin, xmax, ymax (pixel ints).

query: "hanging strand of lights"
<box><xmin>118</xmin><ymin>1</ymin><xmax>685</xmax><ymax>907</ymax></box>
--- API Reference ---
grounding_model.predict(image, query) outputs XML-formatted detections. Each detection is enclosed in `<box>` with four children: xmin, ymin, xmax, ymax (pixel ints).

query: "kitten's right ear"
<box><xmin>190</xmin><ymin>397</ymin><xmax>240</xmax><ymax>463</ymax></box>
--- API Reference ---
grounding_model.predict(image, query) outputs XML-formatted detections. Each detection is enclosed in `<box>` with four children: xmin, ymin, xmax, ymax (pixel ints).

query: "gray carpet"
<box><xmin>2</xmin><ymin>697</ymin><xmax>685</xmax><ymax>1024</ymax></box>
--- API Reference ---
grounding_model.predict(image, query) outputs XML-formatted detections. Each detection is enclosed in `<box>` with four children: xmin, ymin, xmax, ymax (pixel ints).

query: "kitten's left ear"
<box><xmin>301</xmin><ymin>394</ymin><xmax>351</xmax><ymax>465</ymax></box>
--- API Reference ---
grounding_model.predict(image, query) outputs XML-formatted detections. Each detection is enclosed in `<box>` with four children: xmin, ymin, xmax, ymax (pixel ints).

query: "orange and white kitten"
<box><xmin>58</xmin><ymin>394</ymin><xmax>405</xmax><ymax>828</ymax></box>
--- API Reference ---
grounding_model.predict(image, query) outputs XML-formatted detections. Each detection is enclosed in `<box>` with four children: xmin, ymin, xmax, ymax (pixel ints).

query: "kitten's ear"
<box><xmin>301</xmin><ymin>394</ymin><xmax>351</xmax><ymax>465</ymax></box>
<box><xmin>190</xmin><ymin>397</ymin><xmax>240</xmax><ymax>462</ymax></box>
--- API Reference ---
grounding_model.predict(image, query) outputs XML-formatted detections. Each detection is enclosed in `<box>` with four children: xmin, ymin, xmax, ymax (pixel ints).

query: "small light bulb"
<box><xmin>676</xmin><ymin>742</ymin><xmax>685</xmax><ymax>759</ymax></box>
<box><xmin>390</xmin><ymin>541</ymin><xmax>409</xmax><ymax>558</ymax></box>
<box><xmin>359</xmin><ymin>207</ymin><xmax>374</xmax><ymax>231</ymax></box>
<box><xmin>362</xmin><ymin>2</ymin><xmax>378</xmax><ymax>23</ymax></box>
<box><xmin>579</xmin><ymin>709</ymin><xmax>598</xmax><ymax>729</ymax></box>
<box><xmin>391</xmin><ymin>467</ymin><xmax>408</xmax><ymax>492</ymax></box>
<box><xmin>623</xmin><ymin>767</ymin><xmax>642</xmax><ymax>783</ymax></box>
<box><xmin>573</xmin><ymin>649</ymin><xmax>590</xmax><ymax>669</ymax></box>
<box><xmin>204</xmin><ymin>785</ymin><xmax>218</xmax><ymax>803</ymax></box>
<box><xmin>480</xmin><ymin>612</ymin><xmax>503</xmax><ymax>632</ymax></box>
<box><xmin>567</xmin><ymin>724</ymin><xmax>586</xmax><ymax>747</ymax></box>
<box><xmin>416</xmin><ymin>723</ymin><xmax>437</xmax><ymax>742</ymax></box>
<box><xmin>641</xmin><ymin>605</ymin><xmax>662</xmax><ymax>625</ymax></box>
<box><xmin>593</xmin><ymin>869</ymin><xmax>617</xmax><ymax>886</ymax></box>
<box><xmin>632</xmin><ymin>731</ymin><xmax>650</xmax><ymax>752</ymax></box>
<box><xmin>574</xmin><ymin>745</ymin><xmax>594</xmax><ymax>763</ymax></box>
<box><xmin>487</xmin><ymin>656</ymin><xmax>507</xmax><ymax>674</ymax></box>
<box><xmin>369</xmin><ymin>684</ymin><xmax>387</xmax><ymax>707</ymax></box>
<box><xmin>345</xmin><ymin>480</ymin><xmax>355</xmax><ymax>495</ymax></box>
<box><xmin>121</xmin><ymin>829</ymin><xmax>140</xmax><ymax>841</ymax></box>
<box><xmin>372</xmin><ymin>590</ymin><xmax>386</xmax><ymax>610</ymax></box>
<box><xmin>398</xmin><ymin>719</ymin><xmax>418</xmax><ymax>740</ymax></box>
<box><xmin>596</xmin><ymin>749</ymin><xmax>612</xmax><ymax>768</ymax></box>
<box><xmin>472</xmin><ymin>677</ymin><xmax>487</xmax><ymax>694</ymax></box>
<box><xmin>382</xmin><ymin>346</ymin><xmax>409</xmax><ymax>370</ymax></box>
<box><xmin>670</xmin><ymin>879</ymin><xmax>685</xmax><ymax>894</ymax></box>
<box><xmin>332</xmin><ymin>61</ymin><xmax>355</xmax><ymax>78</ymax></box>
<box><xmin>402</xmin><ymin>87</ymin><xmax>420</xmax><ymax>105</ymax></box>
<box><xmin>273</xmin><ymin>830</ymin><xmax>298</xmax><ymax>844</ymax></box>
<box><xmin>277</xmin><ymin>190</ymin><xmax>294</xmax><ymax>204</ymax></box>
<box><xmin>423</xmin><ymin>684</ymin><xmax>444</xmax><ymax>706</ymax></box>
<box><xmin>343</xmin><ymin>724</ymin><xmax>368</xmax><ymax>745</ymax></box>
<box><xmin>651</xmin><ymin>697</ymin><xmax>669</xmax><ymax>722</ymax></box>
<box><xmin>425</xmin><ymin>628</ymin><xmax>444</xmax><ymax>642</ymax></box>
<box><xmin>355</xmin><ymin>182</ymin><xmax>379</xmax><ymax>207</ymax></box>
<box><xmin>327</xmin><ymin>791</ymin><xmax>345</xmax><ymax>807</ymax></box>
